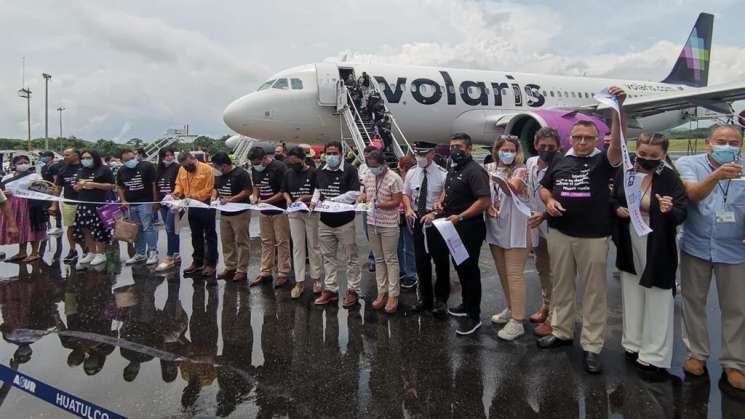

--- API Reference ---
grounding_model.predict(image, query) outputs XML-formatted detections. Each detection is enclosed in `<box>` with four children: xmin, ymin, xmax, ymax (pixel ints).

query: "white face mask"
<box><xmin>213</xmin><ymin>168</ymin><xmax>222</xmax><ymax>177</ymax></box>
<box><xmin>416</xmin><ymin>156</ymin><xmax>429</xmax><ymax>168</ymax></box>
<box><xmin>15</xmin><ymin>163</ymin><xmax>31</xmax><ymax>172</ymax></box>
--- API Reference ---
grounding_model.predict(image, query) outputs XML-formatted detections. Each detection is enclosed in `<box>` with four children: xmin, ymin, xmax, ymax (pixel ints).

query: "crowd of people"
<box><xmin>0</xmin><ymin>86</ymin><xmax>744</xmax><ymax>393</ymax></box>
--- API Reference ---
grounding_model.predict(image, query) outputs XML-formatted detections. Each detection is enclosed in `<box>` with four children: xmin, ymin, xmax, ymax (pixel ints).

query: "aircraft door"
<box><xmin>316</xmin><ymin>63</ymin><xmax>339</xmax><ymax>106</ymax></box>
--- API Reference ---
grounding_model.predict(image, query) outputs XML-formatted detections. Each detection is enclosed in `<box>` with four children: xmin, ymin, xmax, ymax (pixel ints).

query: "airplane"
<box><xmin>223</xmin><ymin>12</ymin><xmax>745</xmax><ymax>155</ymax></box>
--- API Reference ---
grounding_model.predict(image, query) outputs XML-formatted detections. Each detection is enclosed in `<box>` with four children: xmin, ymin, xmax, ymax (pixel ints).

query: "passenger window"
<box><xmin>571</xmin><ymin>92</ymin><xmax>576</xmax><ymax>98</ymax></box>
<box><xmin>272</xmin><ymin>78</ymin><xmax>289</xmax><ymax>90</ymax></box>
<box><xmin>291</xmin><ymin>78</ymin><xmax>303</xmax><ymax>90</ymax></box>
<box><xmin>550</xmin><ymin>91</ymin><xmax>555</xmax><ymax>97</ymax></box>
<box><xmin>257</xmin><ymin>79</ymin><xmax>276</xmax><ymax>91</ymax></box>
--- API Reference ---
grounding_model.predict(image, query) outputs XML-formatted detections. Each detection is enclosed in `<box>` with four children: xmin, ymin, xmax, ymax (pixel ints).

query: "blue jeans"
<box><xmin>160</xmin><ymin>207</ymin><xmax>180</xmax><ymax>257</ymax></box>
<box><xmin>129</xmin><ymin>203</ymin><xmax>158</xmax><ymax>255</ymax></box>
<box><xmin>398</xmin><ymin>216</ymin><xmax>416</xmax><ymax>278</ymax></box>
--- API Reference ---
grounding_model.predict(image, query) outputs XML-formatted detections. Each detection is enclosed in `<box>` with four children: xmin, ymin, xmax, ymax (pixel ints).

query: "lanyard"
<box><xmin>708</xmin><ymin>162</ymin><xmax>732</xmax><ymax>205</ymax></box>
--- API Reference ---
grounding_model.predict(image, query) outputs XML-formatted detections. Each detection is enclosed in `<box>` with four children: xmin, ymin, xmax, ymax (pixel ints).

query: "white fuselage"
<box><xmin>223</xmin><ymin>62</ymin><xmax>694</xmax><ymax>145</ymax></box>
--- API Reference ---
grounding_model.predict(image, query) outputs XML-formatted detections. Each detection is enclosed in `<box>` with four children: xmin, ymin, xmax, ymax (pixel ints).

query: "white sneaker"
<box><xmin>79</xmin><ymin>253</ymin><xmax>95</xmax><ymax>264</ymax></box>
<box><xmin>497</xmin><ymin>319</ymin><xmax>525</xmax><ymax>341</ymax></box>
<box><xmin>125</xmin><ymin>254</ymin><xmax>146</xmax><ymax>265</ymax></box>
<box><xmin>490</xmin><ymin>308</ymin><xmax>512</xmax><ymax>324</ymax></box>
<box><xmin>90</xmin><ymin>253</ymin><xmax>107</xmax><ymax>266</ymax></box>
<box><xmin>47</xmin><ymin>227</ymin><xmax>63</xmax><ymax>236</ymax></box>
<box><xmin>145</xmin><ymin>251</ymin><xmax>158</xmax><ymax>265</ymax></box>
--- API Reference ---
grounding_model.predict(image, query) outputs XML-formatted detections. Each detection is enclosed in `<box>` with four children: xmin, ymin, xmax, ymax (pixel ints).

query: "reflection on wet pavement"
<box><xmin>0</xmin><ymin>229</ymin><xmax>741</xmax><ymax>418</ymax></box>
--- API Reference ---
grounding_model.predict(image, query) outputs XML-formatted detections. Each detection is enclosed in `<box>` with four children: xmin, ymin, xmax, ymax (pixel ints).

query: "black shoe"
<box><xmin>625</xmin><ymin>351</ymin><xmax>639</xmax><ymax>362</ymax></box>
<box><xmin>368</xmin><ymin>261</ymin><xmax>375</xmax><ymax>272</ymax></box>
<box><xmin>432</xmin><ymin>301</ymin><xmax>447</xmax><ymax>316</ymax></box>
<box><xmin>63</xmin><ymin>250</ymin><xmax>78</xmax><ymax>264</ymax></box>
<box><xmin>400</xmin><ymin>276</ymin><xmax>418</xmax><ymax>289</ymax></box>
<box><xmin>447</xmin><ymin>304</ymin><xmax>467</xmax><ymax>317</ymax></box>
<box><xmin>412</xmin><ymin>300</ymin><xmax>432</xmax><ymax>313</ymax></box>
<box><xmin>584</xmin><ymin>351</ymin><xmax>603</xmax><ymax>374</ymax></box>
<box><xmin>184</xmin><ymin>264</ymin><xmax>203</xmax><ymax>275</ymax></box>
<box><xmin>455</xmin><ymin>317</ymin><xmax>482</xmax><ymax>336</ymax></box>
<box><xmin>537</xmin><ymin>335</ymin><xmax>573</xmax><ymax>349</ymax></box>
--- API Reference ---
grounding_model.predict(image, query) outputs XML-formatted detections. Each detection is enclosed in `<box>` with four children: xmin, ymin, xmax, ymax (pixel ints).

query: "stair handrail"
<box><xmin>346</xmin><ymin>90</ymin><xmax>372</xmax><ymax>144</ymax></box>
<box><xmin>368</xmin><ymin>78</ymin><xmax>413</xmax><ymax>157</ymax></box>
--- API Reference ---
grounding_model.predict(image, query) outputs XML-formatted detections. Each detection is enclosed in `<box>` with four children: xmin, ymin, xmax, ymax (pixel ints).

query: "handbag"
<box><xmin>113</xmin><ymin>208</ymin><xmax>139</xmax><ymax>243</ymax></box>
<box><xmin>96</xmin><ymin>203</ymin><xmax>122</xmax><ymax>228</ymax></box>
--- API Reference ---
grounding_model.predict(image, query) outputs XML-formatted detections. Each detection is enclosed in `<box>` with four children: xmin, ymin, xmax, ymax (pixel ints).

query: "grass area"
<box><xmin>627</xmin><ymin>138</ymin><xmax>705</xmax><ymax>153</ymax></box>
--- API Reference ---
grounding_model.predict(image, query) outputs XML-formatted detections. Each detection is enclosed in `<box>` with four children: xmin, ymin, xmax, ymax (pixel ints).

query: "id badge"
<box><xmin>716</xmin><ymin>209</ymin><xmax>736</xmax><ymax>224</ymax></box>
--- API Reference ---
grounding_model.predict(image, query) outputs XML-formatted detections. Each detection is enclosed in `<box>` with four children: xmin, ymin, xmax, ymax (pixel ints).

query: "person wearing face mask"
<box><xmin>52</xmin><ymin>148</ymin><xmax>84</xmax><ymax>263</ymax></box>
<box><xmin>311</xmin><ymin>141</ymin><xmax>362</xmax><ymax>307</ymax></box>
<box><xmin>421</xmin><ymin>133</ymin><xmax>490</xmax><ymax>335</ymax></box>
<box><xmin>484</xmin><ymin>135</ymin><xmax>530</xmax><ymax>341</ymax></box>
<box><xmin>611</xmin><ymin>133</ymin><xmax>687</xmax><ymax>375</ymax></box>
<box><xmin>210</xmin><ymin>152</ymin><xmax>253</xmax><ymax>282</ymax></box>
<box><xmin>358</xmin><ymin>149</ymin><xmax>404</xmax><ymax>313</ymax></box>
<box><xmin>525</xmin><ymin>128</ymin><xmax>561</xmax><ymax>337</ymax></box>
<box><xmin>281</xmin><ymin>146</ymin><xmax>322</xmax><ymax>299</ymax></box>
<box><xmin>0</xmin><ymin>155</ymin><xmax>46</xmax><ymax>262</ymax></box>
<box><xmin>247</xmin><ymin>146</ymin><xmax>290</xmax><ymax>288</ymax></box>
<box><xmin>173</xmin><ymin>151</ymin><xmax>217</xmax><ymax>278</ymax></box>
<box><xmin>676</xmin><ymin>124</ymin><xmax>745</xmax><ymax>391</ymax></box>
<box><xmin>39</xmin><ymin>151</ymin><xmax>63</xmax><ymax>236</ymax></box>
<box><xmin>154</xmin><ymin>148</ymin><xmax>182</xmax><ymax>272</ymax></box>
<box><xmin>396</xmin><ymin>154</ymin><xmax>418</xmax><ymax>289</ymax></box>
<box><xmin>73</xmin><ymin>150</ymin><xmax>116</xmax><ymax>267</ymax></box>
<box><xmin>117</xmin><ymin>149</ymin><xmax>159</xmax><ymax>266</ymax></box>
<box><xmin>357</xmin><ymin>146</ymin><xmax>378</xmax><ymax>272</ymax></box>
<box><xmin>403</xmin><ymin>143</ymin><xmax>449</xmax><ymax>315</ymax></box>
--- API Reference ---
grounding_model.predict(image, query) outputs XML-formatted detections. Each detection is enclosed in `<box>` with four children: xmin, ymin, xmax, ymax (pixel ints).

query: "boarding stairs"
<box><xmin>143</xmin><ymin>129</ymin><xmax>197</xmax><ymax>163</ymax></box>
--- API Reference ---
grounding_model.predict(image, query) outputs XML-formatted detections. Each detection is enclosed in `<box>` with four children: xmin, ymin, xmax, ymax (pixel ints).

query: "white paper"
<box><xmin>595</xmin><ymin>89</ymin><xmax>652</xmax><ymax>236</ymax></box>
<box><xmin>286</xmin><ymin>202</ymin><xmax>310</xmax><ymax>212</ymax></box>
<box><xmin>432</xmin><ymin>218</ymin><xmax>469</xmax><ymax>265</ymax></box>
<box><xmin>490</xmin><ymin>173</ymin><xmax>532</xmax><ymax>217</ymax></box>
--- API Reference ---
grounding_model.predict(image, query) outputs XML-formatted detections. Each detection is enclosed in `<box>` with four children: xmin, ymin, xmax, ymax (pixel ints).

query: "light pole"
<box><xmin>18</xmin><ymin>88</ymin><xmax>32</xmax><ymax>151</ymax></box>
<box><xmin>57</xmin><ymin>106</ymin><xmax>65</xmax><ymax>148</ymax></box>
<box><xmin>43</xmin><ymin>73</ymin><xmax>52</xmax><ymax>150</ymax></box>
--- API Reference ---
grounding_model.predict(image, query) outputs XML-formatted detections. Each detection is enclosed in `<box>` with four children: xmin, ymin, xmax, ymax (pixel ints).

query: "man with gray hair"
<box><xmin>676</xmin><ymin>124</ymin><xmax>745</xmax><ymax>391</ymax></box>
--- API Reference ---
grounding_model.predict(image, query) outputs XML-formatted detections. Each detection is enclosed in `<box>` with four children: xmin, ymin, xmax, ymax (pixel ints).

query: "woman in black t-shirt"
<box><xmin>73</xmin><ymin>150</ymin><xmax>115</xmax><ymax>266</ymax></box>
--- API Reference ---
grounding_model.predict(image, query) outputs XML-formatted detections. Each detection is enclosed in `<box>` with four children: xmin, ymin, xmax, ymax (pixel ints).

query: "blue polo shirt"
<box><xmin>676</xmin><ymin>153</ymin><xmax>745</xmax><ymax>264</ymax></box>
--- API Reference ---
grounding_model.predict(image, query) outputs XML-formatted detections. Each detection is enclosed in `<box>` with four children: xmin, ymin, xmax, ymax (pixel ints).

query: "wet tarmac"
<box><xmin>0</xmin><ymin>216</ymin><xmax>743</xmax><ymax>418</ymax></box>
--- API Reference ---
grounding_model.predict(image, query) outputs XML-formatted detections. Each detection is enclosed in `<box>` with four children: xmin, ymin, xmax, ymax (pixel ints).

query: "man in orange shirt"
<box><xmin>172</xmin><ymin>152</ymin><xmax>218</xmax><ymax>277</ymax></box>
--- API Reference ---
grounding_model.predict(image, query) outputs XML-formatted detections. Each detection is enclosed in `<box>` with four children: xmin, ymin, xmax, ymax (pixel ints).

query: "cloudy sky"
<box><xmin>2</xmin><ymin>0</ymin><xmax>744</xmax><ymax>141</ymax></box>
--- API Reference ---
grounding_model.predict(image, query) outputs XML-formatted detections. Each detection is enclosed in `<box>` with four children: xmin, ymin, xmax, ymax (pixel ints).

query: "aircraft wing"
<box><xmin>584</xmin><ymin>83</ymin><xmax>745</xmax><ymax>117</ymax></box>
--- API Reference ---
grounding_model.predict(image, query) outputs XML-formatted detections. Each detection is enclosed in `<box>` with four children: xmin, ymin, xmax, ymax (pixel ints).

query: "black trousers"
<box><xmin>188</xmin><ymin>207</ymin><xmax>218</xmax><ymax>267</ymax></box>
<box><xmin>414</xmin><ymin>221</ymin><xmax>450</xmax><ymax>305</ymax></box>
<box><xmin>453</xmin><ymin>218</ymin><xmax>486</xmax><ymax>320</ymax></box>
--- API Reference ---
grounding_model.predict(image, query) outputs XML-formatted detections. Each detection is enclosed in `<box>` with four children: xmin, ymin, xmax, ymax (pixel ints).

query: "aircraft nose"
<box><xmin>223</xmin><ymin>96</ymin><xmax>247</xmax><ymax>133</ymax></box>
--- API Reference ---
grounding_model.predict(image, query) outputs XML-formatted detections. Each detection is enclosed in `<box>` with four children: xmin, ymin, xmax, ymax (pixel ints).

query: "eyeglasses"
<box><xmin>497</xmin><ymin>135</ymin><xmax>519</xmax><ymax>141</ymax></box>
<box><xmin>571</xmin><ymin>135</ymin><xmax>597</xmax><ymax>143</ymax></box>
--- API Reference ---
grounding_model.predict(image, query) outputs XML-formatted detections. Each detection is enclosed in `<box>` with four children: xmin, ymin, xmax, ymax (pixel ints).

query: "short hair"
<box><xmin>212</xmin><ymin>152</ymin><xmax>231</xmax><ymax>166</ymax></box>
<box><xmin>136</xmin><ymin>148</ymin><xmax>146</xmax><ymax>156</ymax></box>
<box><xmin>367</xmin><ymin>149</ymin><xmax>386</xmax><ymax>165</ymax></box>
<box><xmin>81</xmin><ymin>149</ymin><xmax>103</xmax><ymax>170</ymax></box>
<box><xmin>534</xmin><ymin>127</ymin><xmax>561</xmax><ymax>146</ymax></box>
<box><xmin>247</xmin><ymin>146</ymin><xmax>266</xmax><ymax>161</ymax></box>
<box><xmin>363</xmin><ymin>145</ymin><xmax>377</xmax><ymax>154</ymax></box>
<box><xmin>12</xmin><ymin>154</ymin><xmax>30</xmax><ymax>164</ymax></box>
<box><xmin>177</xmin><ymin>151</ymin><xmax>193</xmax><ymax>162</ymax></box>
<box><xmin>709</xmin><ymin>124</ymin><xmax>744</xmax><ymax>139</ymax></box>
<box><xmin>450</xmin><ymin>132</ymin><xmax>472</xmax><ymax>146</ymax></box>
<box><xmin>325</xmin><ymin>141</ymin><xmax>342</xmax><ymax>152</ymax></box>
<box><xmin>287</xmin><ymin>146</ymin><xmax>306</xmax><ymax>159</ymax></box>
<box><xmin>64</xmin><ymin>148</ymin><xmax>81</xmax><ymax>158</ymax></box>
<box><xmin>120</xmin><ymin>149</ymin><xmax>135</xmax><ymax>159</ymax></box>
<box><xmin>572</xmin><ymin>120</ymin><xmax>600</xmax><ymax>136</ymax></box>
<box><xmin>40</xmin><ymin>151</ymin><xmax>54</xmax><ymax>158</ymax></box>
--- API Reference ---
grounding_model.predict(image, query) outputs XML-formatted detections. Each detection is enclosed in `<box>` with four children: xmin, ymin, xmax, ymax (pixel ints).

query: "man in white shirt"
<box><xmin>403</xmin><ymin>143</ymin><xmax>450</xmax><ymax>315</ymax></box>
<box><xmin>525</xmin><ymin>127</ymin><xmax>561</xmax><ymax>337</ymax></box>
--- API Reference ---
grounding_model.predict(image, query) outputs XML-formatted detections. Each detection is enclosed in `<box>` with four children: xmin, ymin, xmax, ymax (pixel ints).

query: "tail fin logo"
<box><xmin>681</xmin><ymin>28</ymin><xmax>710</xmax><ymax>82</ymax></box>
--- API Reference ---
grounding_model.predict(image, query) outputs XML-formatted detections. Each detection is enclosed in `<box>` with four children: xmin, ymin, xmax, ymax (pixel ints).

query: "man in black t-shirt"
<box><xmin>51</xmin><ymin>148</ymin><xmax>83</xmax><ymax>263</ymax></box>
<box><xmin>310</xmin><ymin>141</ymin><xmax>362</xmax><ymax>308</ymax></box>
<box><xmin>537</xmin><ymin>86</ymin><xmax>625</xmax><ymax>375</ymax></box>
<box><xmin>40</xmin><ymin>151</ymin><xmax>63</xmax><ymax>235</ymax></box>
<box><xmin>281</xmin><ymin>146</ymin><xmax>323</xmax><ymax>299</ymax></box>
<box><xmin>211</xmin><ymin>152</ymin><xmax>253</xmax><ymax>282</ymax></box>
<box><xmin>117</xmin><ymin>149</ymin><xmax>159</xmax><ymax>266</ymax></box>
<box><xmin>247</xmin><ymin>147</ymin><xmax>291</xmax><ymax>288</ymax></box>
<box><xmin>422</xmin><ymin>133</ymin><xmax>490</xmax><ymax>336</ymax></box>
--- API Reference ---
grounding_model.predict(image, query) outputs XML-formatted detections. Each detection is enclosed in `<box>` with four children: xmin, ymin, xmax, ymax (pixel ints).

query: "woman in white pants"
<box><xmin>611</xmin><ymin>133</ymin><xmax>687</xmax><ymax>373</ymax></box>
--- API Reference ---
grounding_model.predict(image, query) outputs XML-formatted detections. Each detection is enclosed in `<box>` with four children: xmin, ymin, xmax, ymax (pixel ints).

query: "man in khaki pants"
<box><xmin>247</xmin><ymin>147</ymin><xmax>291</xmax><ymax>288</ymax></box>
<box><xmin>211</xmin><ymin>153</ymin><xmax>253</xmax><ymax>282</ymax></box>
<box><xmin>537</xmin><ymin>86</ymin><xmax>625</xmax><ymax>374</ymax></box>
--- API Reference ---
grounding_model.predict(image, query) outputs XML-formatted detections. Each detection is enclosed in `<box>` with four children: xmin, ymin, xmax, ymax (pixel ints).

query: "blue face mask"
<box><xmin>326</xmin><ymin>155</ymin><xmax>340</xmax><ymax>167</ymax></box>
<box><xmin>711</xmin><ymin>144</ymin><xmax>740</xmax><ymax>165</ymax></box>
<box><xmin>253</xmin><ymin>164</ymin><xmax>266</xmax><ymax>172</ymax></box>
<box><xmin>124</xmin><ymin>159</ymin><xmax>138</xmax><ymax>169</ymax></box>
<box><xmin>498</xmin><ymin>151</ymin><xmax>516</xmax><ymax>165</ymax></box>
<box><xmin>370</xmin><ymin>166</ymin><xmax>383</xmax><ymax>176</ymax></box>
<box><xmin>81</xmin><ymin>158</ymin><xmax>94</xmax><ymax>168</ymax></box>
<box><xmin>40</xmin><ymin>157</ymin><xmax>49</xmax><ymax>164</ymax></box>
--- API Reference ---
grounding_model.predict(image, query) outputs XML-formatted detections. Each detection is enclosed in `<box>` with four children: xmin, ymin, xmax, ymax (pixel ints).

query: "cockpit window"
<box><xmin>291</xmin><ymin>78</ymin><xmax>303</xmax><ymax>90</ymax></box>
<box><xmin>257</xmin><ymin>79</ymin><xmax>275</xmax><ymax>91</ymax></box>
<box><xmin>272</xmin><ymin>78</ymin><xmax>289</xmax><ymax>90</ymax></box>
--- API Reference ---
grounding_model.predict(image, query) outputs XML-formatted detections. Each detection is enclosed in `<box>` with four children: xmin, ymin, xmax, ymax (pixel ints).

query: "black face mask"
<box><xmin>538</xmin><ymin>150</ymin><xmax>557</xmax><ymax>163</ymax></box>
<box><xmin>289</xmin><ymin>162</ymin><xmax>303</xmax><ymax>172</ymax></box>
<box><xmin>636</xmin><ymin>157</ymin><xmax>662</xmax><ymax>172</ymax></box>
<box><xmin>450</xmin><ymin>148</ymin><xmax>468</xmax><ymax>166</ymax></box>
<box><xmin>184</xmin><ymin>163</ymin><xmax>197</xmax><ymax>172</ymax></box>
